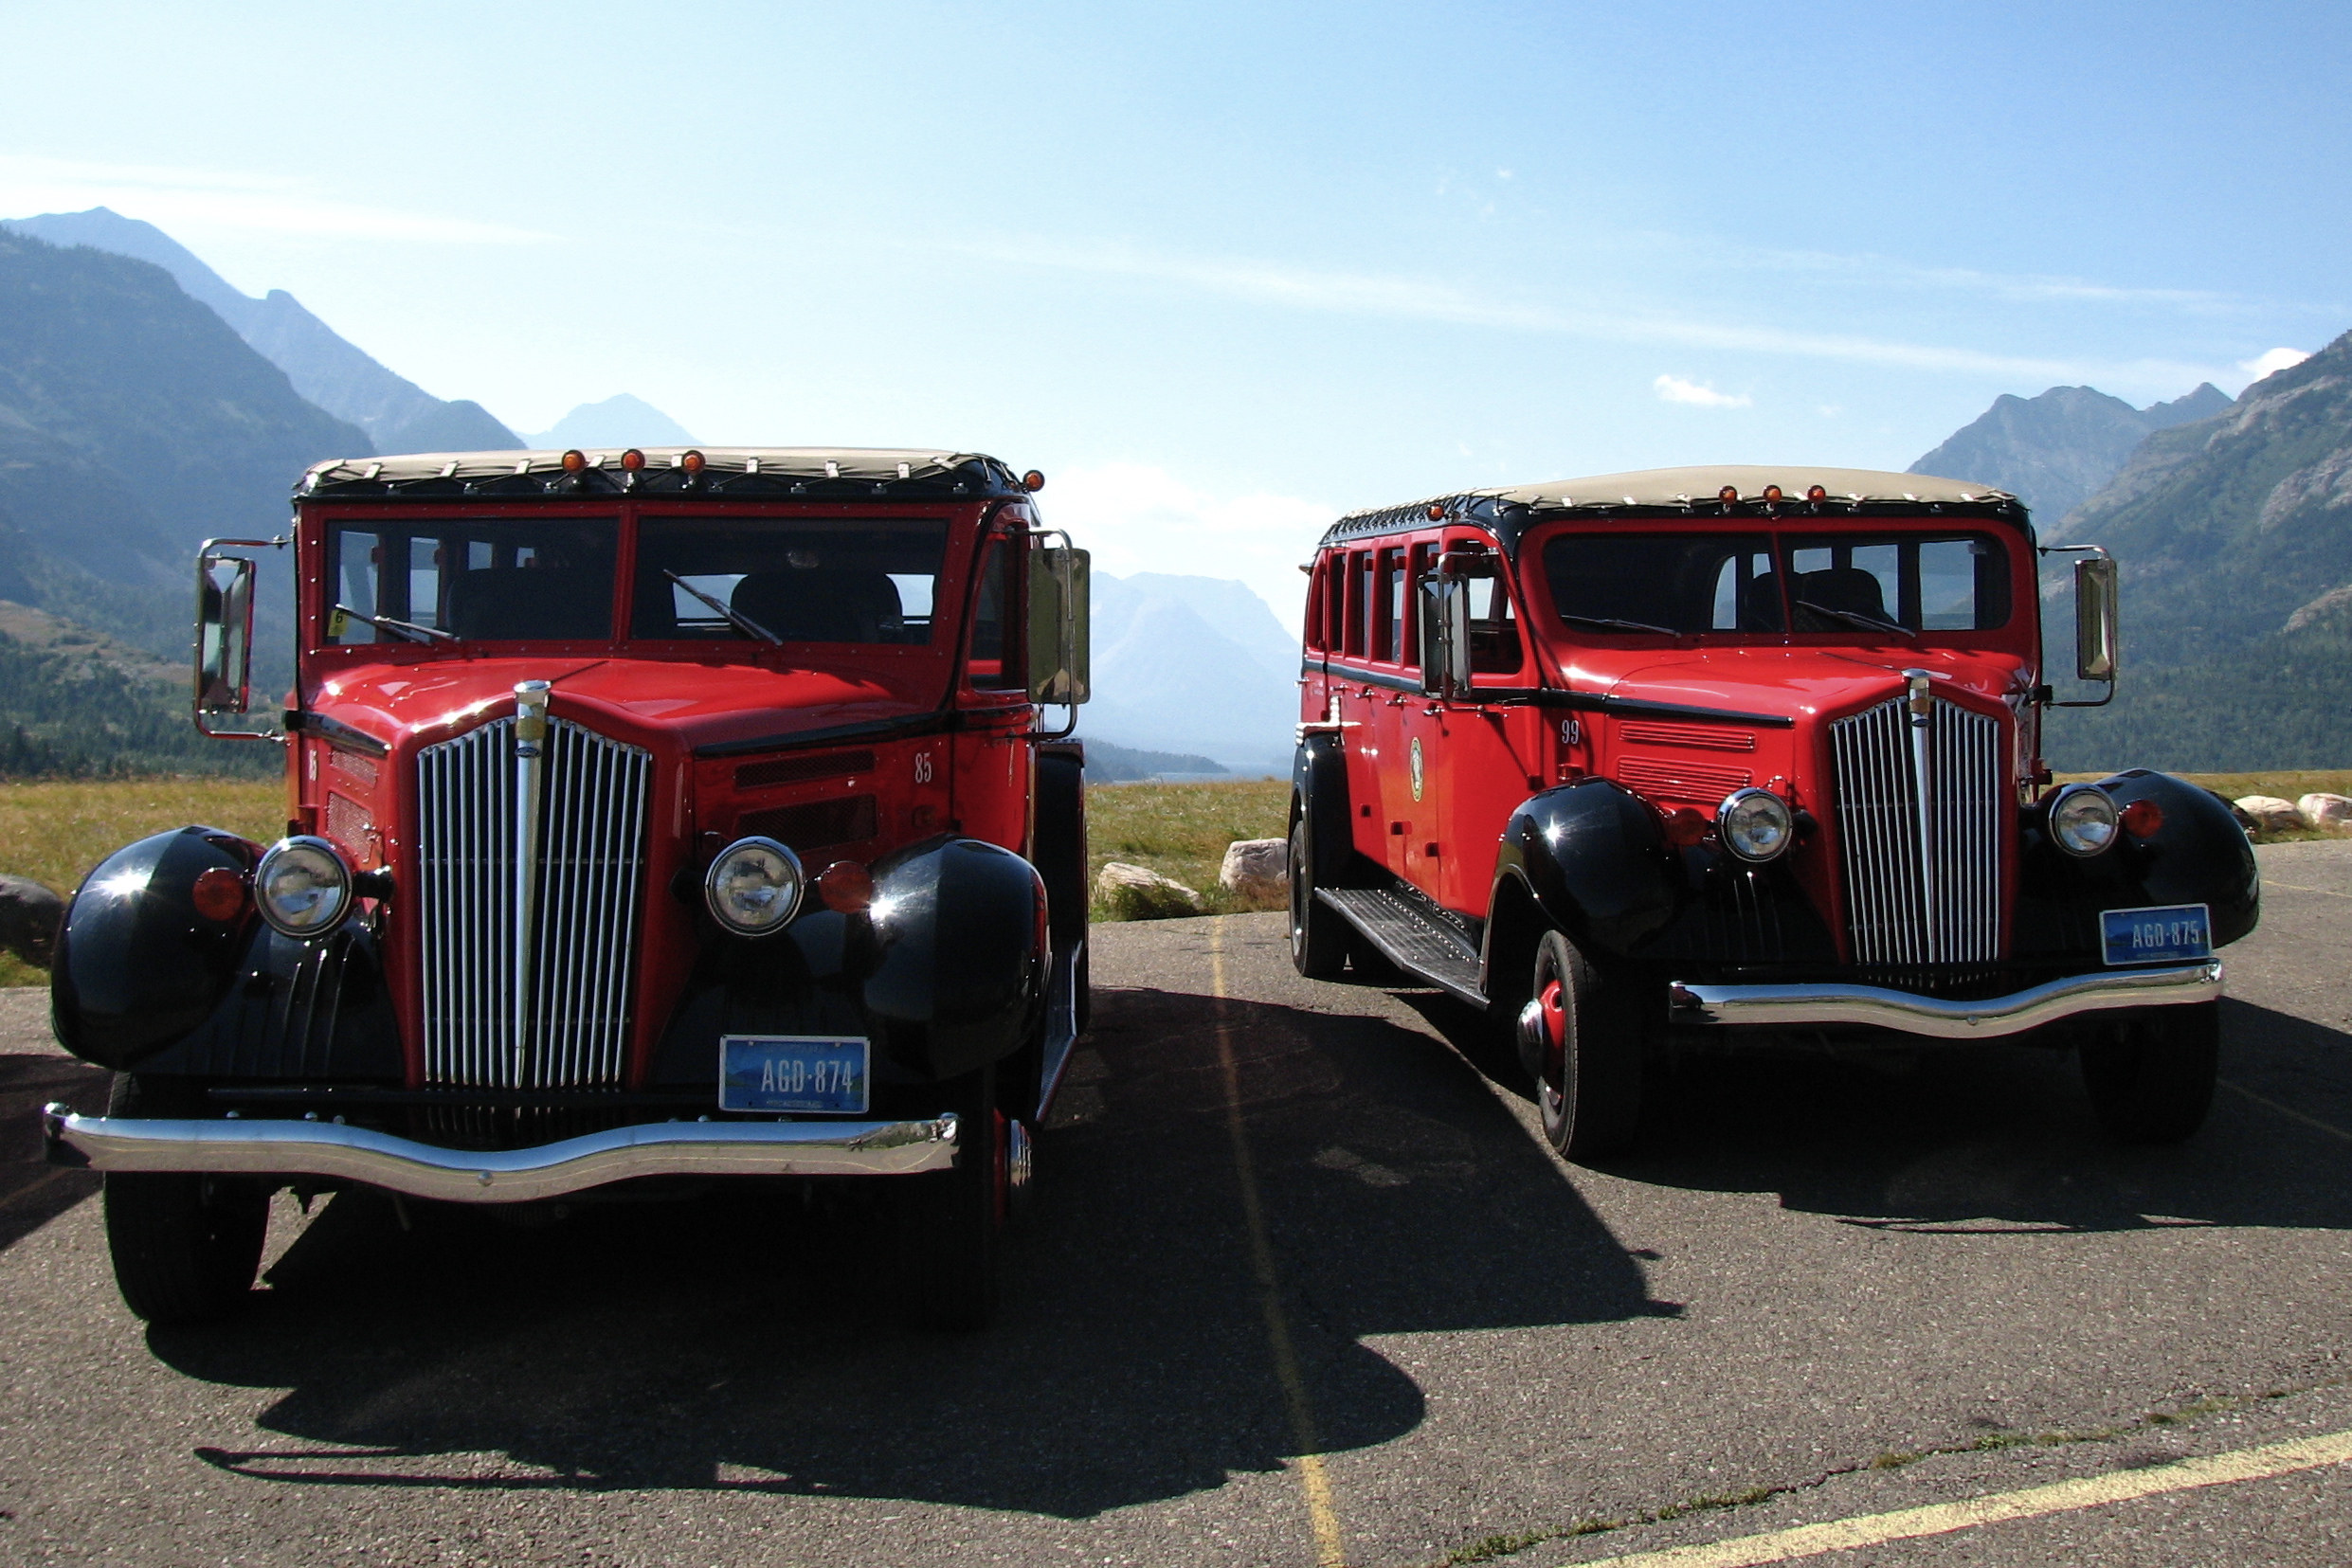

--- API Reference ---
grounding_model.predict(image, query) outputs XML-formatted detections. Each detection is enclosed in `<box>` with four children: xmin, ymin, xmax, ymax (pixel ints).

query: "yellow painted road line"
<box><xmin>2218</xmin><ymin>1076</ymin><xmax>2352</xmax><ymax>1144</ymax></box>
<box><xmin>2262</xmin><ymin>878</ymin><xmax>2352</xmax><ymax>900</ymax></box>
<box><xmin>1569</xmin><ymin>1427</ymin><xmax>2352</xmax><ymax>1568</ymax></box>
<box><xmin>1210</xmin><ymin>920</ymin><xmax>1348</xmax><ymax>1568</ymax></box>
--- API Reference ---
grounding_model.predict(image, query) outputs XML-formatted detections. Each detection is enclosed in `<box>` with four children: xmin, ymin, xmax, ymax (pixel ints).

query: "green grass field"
<box><xmin>2</xmin><ymin>767</ymin><xmax>2340</xmax><ymax>987</ymax></box>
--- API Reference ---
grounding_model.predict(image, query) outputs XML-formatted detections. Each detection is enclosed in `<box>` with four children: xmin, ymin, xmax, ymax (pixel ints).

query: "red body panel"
<box><xmin>280</xmin><ymin>496</ymin><xmax>1039</xmax><ymax>1089</ymax></box>
<box><xmin>1301</xmin><ymin>514</ymin><xmax>2044</xmax><ymax>960</ymax></box>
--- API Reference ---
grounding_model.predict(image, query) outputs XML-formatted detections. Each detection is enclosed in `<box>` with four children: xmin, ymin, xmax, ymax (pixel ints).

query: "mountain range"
<box><xmin>1080</xmin><ymin>571</ymin><xmax>1299</xmax><ymax>775</ymax></box>
<box><xmin>0</xmin><ymin>207</ymin><xmax>520</xmax><ymax>455</ymax></box>
<box><xmin>1909</xmin><ymin>381</ymin><xmax>2233</xmax><ymax>521</ymax></box>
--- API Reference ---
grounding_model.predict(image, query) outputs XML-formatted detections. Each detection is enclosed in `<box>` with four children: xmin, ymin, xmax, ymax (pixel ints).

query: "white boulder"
<box><xmin>2299</xmin><ymin>793</ymin><xmax>2352</xmax><ymax>831</ymax></box>
<box><xmin>2236</xmin><ymin>795</ymin><xmax>2304</xmax><ymax>834</ymax></box>
<box><xmin>1219</xmin><ymin>838</ymin><xmax>1289</xmax><ymax>900</ymax></box>
<box><xmin>1095</xmin><ymin>861</ymin><xmax>1203</xmax><ymax>920</ymax></box>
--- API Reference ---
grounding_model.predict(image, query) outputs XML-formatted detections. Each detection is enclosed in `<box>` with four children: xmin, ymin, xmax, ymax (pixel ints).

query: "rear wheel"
<box><xmin>2080</xmin><ymin>1001</ymin><xmax>2218</xmax><ymax>1144</ymax></box>
<box><xmin>100</xmin><ymin>1074</ymin><xmax>269</xmax><ymax>1325</ymax></box>
<box><xmin>1522</xmin><ymin>930</ymin><xmax>1646</xmax><ymax>1160</ymax></box>
<box><xmin>1289</xmin><ymin>816</ymin><xmax>1350</xmax><ymax>979</ymax></box>
<box><xmin>896</xmin><ymin>1065</ymin><xmax>1009</xmax><ymax>1331</ymax></box>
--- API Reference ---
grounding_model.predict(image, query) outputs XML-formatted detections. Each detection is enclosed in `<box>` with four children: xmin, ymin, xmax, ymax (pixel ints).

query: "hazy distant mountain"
<box><xmin>1082</xmin><ymin>738</ymin><xmax>1230</xmax><ymax>782</ymax></box>
<box><xmin>527</xmin><ymin>394</ymin><xmax>696</xmax><ymax>449</ymax></box>
<box><xmin>0</xmin><ymin>207</ymin><xmax>520</xmax><ymax>454</ymax></box>
<box><xmin>2042</xmin><ymin>329</ymin><xmax>2352</xmax><ymax>768</ymax></box>
<box><xmin>0</xmin><ymin>228</ymin><xmax>366</xmax><ymax>658</ymax></box>
<box><xmin>1081</xmin><ymin>572</ymin><xmax>1296</xmax><ymax>773</ymax></box>
<box><xmin>1910</xmin><ymin>381</ymin><xmax>2233</xmax><ymax>520</ymax></box>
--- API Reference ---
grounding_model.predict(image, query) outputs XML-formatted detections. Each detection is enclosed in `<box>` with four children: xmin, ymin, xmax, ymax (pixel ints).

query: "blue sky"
<box><xmin>2</xmin><ymin>0</ymin><xmax>2343</xmax><ymax>625</ymax></box>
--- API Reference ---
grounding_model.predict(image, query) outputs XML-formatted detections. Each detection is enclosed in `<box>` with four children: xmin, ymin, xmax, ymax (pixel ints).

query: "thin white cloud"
<box><xmin>1736</xmin><ymin>243</ymin><xmax>2241</xmax><ymax>310</ymax></box>
<box><xmin>955</xmin><ymin>235</ymin><xmax>2220</xmax><ymax>387</ymax></box>
<box><xmin>0</xmin><ymin>154</ymin><xmax>549</xmax><ymax>244</ymax></box>
<box><xmin>2239</xmin><ymin>346</ymin><xmax>2311</xmax><ymax>382</ymax></box>
<box><xmin>1654</xmin><ymin>374</ymin><xmax>1751</xmax><ymax>408</ymax></box>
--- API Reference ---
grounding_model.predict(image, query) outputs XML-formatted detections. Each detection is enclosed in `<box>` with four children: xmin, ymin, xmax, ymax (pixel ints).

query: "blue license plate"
<box><xmin>719</xmin><ymin>1036</ymin><xmax>870</xmax><ymax>1114</ymax></box>
<box><xmin>2100</xmin><ymin>904</ymin><xmax>2213</xmax><ymax>966</ymax></box>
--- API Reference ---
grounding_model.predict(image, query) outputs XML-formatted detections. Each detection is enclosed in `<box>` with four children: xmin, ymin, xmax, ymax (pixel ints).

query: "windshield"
<box><xmin>1539</xmin><ymin>530</ymin><xmax>2011</xmax><ymax>638</ymax></box>
<box><xmin>326</xmin><ymin>517</ymin><xmax>617</xmax><ymax>644</ymax></box>
<box><xmin>632</xmin><ymin>516</ymin><xmax>949</xmax><ymax>644</ymax></box>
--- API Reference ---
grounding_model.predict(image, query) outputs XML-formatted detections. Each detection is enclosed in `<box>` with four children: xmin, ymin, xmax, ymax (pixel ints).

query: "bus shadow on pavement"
<box><xmin>149</xmin><ymin>982</ymin><xmax>1664</xmax><ymax>1517</ymax></box>
<box><xmin>1564</xmin><ymin>996</ymin><xmax>2352</xmax><ymax>1235</ymax></box>
<box><xmin>0</xmin><ymin>1051</ymin><xmax>107</xmax><ymax>1256</ymax></box>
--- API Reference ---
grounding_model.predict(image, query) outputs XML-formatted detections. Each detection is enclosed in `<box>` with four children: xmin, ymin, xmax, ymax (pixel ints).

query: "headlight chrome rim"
<box><xmin>1718</xmin><ymin>787</ymin><xmax>1794</xmax><ymax>863</ymax></box>
<box><xmin>703</xmin><ymin>835</ymin><xmax>805</xmax><ymax>936</ymax></box>
<box><xmin>254</xmin><ymin>835</ymin><xmax>354</xmax><ymax>939</ymax></box>
<box><xmin>2048</xmin><ymin>783</ymin><xmax>2120</xmax><ymax>857</ymax></box>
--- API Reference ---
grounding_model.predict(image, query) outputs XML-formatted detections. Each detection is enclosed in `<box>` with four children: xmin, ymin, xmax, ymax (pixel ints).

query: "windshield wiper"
<box><xmin>1561</xmin><ymin>613</ymin><xmax>1679</xmax><ymax>637</ymax></box>
<box><xmin>663</xmin><ymin>571</ymin><xmax>782</xmax><ymax>644</ymax></box>
<box><xmin>334</xmin><ymin>603</ymin><xmax>456</xmax><ymax>645</ymax></box>
<box><xmin>1794</xmin><ymin>600</ymin><xmax>1917</xmax><ymax>640</ymax></box>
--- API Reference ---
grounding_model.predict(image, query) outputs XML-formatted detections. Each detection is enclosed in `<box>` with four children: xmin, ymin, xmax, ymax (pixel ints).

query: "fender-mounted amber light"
<box><xmin>191</xmin><ymin>866</ymin><xmax>249</xmax><ymax>923</ymax></box>
<box><xmin>815</xmin><ymin>859</ymin><xmax>876</xmax><ymax>913</ymax></box>
<box><xmin>2120</xmin><ymin>799</ymin><xmax>2163</xmax><ymax>838</ymax></box>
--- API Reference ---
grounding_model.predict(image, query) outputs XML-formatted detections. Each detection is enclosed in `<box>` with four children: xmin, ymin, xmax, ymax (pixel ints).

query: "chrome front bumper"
<box><xmin>41</xmin><ymin>1106</ymin><xmax>959</xmax><ymax>1203</ymax></box>
<box><xmin>1667</xmin><ymin>960</ymin><xmax>2222</xmax><ymax>1041</ymax></box>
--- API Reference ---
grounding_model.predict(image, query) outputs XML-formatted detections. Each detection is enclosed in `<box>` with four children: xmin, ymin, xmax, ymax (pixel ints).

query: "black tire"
<box><xmin>1289</xmin><ymin>815</ymin><xmax>1350</xmax><ymax>979</ymax></box>
<box><xmin>1525</xmin><ymin>930</ymin><xmax>1645</xmax><ymax>1160</ymax></box>
<box><xmin>2080</xmin><ymin>1001</ymin><xmax>2219</xmax><ymax>1144</ymax></box>
<box><xmin>100</xmin><ymin>1074</ymin><xmax>269</xmax><ymax>1325</ymax></box>
<box><xmin>1035</xmin><ymin>748</ymin><xmax>1092</xmax><ymax>1037</ymax></box>
<box><xmin>897</xmin><ymin>1065</ymin><xmax>1007</xmax><ymax>1331</ymax></box>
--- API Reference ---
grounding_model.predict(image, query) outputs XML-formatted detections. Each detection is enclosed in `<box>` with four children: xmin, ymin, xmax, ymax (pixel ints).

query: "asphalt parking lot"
<box><xmin>5</xmin><ymin>841</ymin><xmax>2352</xmax><ymax>1566</ymax></box>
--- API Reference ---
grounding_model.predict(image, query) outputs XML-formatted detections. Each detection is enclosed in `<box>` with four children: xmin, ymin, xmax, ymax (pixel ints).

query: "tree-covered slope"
<box><xmin>0</xmin><ymin>228</ymin><xmax>367</xmax><ymax>658</ymax></box>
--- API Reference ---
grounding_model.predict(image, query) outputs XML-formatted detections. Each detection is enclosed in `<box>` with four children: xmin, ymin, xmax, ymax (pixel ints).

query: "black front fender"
<box><xmin>1492</xmin><ymin>780</ymin><xmax>1681</xmax><ymax>960</ymax></box>
<box><xmin>653</xmin><ymin>835</ymin><xmax>1050</xmax><ymax>1090</ymax></box>
<box><xmin>2015</xmin><ymin>769</ymin><xmax>2260</xmax><ymax>956</ymax></box>
<box><xmin>862</xmin><ymin>836</ymin><xmax>1049</xmax><ymax>1080</ymax></box>
<box><xmin>51</xmin><ymin>826</ymin><xmax>264</xmax><ymax>1070</ymax></box>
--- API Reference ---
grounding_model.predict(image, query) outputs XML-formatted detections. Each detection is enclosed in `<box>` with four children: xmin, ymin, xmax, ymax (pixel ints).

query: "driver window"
<box><xmin>1467</xmin><ymin>568</ymin><xmax>1524</xmax><ymax>675</ymax></box>
<box><xmin>968</xmin><ymin>534</ymin><xmax>1021</xmax><ymax>688</ymax></box>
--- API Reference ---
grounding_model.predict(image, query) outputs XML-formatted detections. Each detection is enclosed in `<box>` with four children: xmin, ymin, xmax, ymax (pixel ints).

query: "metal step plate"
<box><xmin>1318</xmin><ymin>888</ymin><xmax>1486</xmax><ymax>1004</ymax></box>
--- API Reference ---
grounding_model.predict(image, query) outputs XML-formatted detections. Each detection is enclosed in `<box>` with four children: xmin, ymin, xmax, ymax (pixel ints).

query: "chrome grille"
<box><xmin>1828</xmin><ymin>694</ymin><xmax>2003</xmax><ymax>964</ymax></box>
<box><xmin>417</xmin><ymin>716</ymin><xmax>653</xmax><ymax>1088</ymax></box>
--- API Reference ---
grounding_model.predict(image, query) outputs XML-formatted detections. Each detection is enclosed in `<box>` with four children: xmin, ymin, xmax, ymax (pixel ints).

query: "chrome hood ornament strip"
<box><xmin>511</xmin><ymin>679</ymin><xmax>552</xmax><ymax>1089</ymax></box>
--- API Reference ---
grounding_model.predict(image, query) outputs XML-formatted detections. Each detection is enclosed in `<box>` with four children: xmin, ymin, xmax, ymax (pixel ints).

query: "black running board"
<box><xmin>1316</xmin><ymin>888</ymin><xmax>1487</xmax><ymax>1006</ymax></box>
<box><xmin>1034</xmin><ymin>938</ymin><xmax>1087</xmax><ymax>1124</ymax></box>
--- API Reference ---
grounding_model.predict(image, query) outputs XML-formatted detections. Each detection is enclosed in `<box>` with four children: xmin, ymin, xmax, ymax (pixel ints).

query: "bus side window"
<box><xmin>1373</xmin><ymin>547</ymin><xmax>1402</xmax><ymax>662</ymax></box>
<box><xmin>1344</xmin><ymin>550</ymin><xmax>1369</xmax><ymax>658</ymax></box>
<box><xmin>968</xmin><ymin>534</ymin><xmax>1021</xmax><ymax>688</ymax></box>
<box><xmin>1469</xmin><ymin>574</ymin><xmax>1525</xmax><ymax>675</ymax></box>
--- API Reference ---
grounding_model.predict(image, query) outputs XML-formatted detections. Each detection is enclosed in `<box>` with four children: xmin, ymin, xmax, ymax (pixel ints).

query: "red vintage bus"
<box><xmin>1289</xmin><ymin>466</ymin><xmax>2254</xmax><ymax>1158</ymax></box>
<box><xmin>45</xmin><ymin>446</ymin><xmax>1091</xmax><ymax>1330</ymax></box>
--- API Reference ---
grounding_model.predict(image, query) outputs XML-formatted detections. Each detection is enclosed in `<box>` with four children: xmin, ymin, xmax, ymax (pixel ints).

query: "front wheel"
<box><xmin>101</xmin><ymin>1073</ymin><xmax>271</xmax><ymax>1325</ymax></box>
<box><xmin>1522</xmin><ymin>930</ymin><xmax>1646</xmax><ymax>1160</ymax></box>
<box><xmin>2080</xmin><ymin>1001</ymin><xmax>2218</xmax><ymax>1144</ymax></box>
<box><xmin>1289</xmin><ymin>818</ymin><xmax>1350</xmax><ymax>979</ymax></box>
<box><xmin>896</xmin><ymin>1065</ymin><xmax>1011</xmax><ymax>1331</ymax></box>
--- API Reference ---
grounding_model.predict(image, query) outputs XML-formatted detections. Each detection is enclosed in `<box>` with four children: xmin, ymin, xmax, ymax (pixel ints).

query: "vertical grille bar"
<box><xmin>418</xmin><ymin>716</ymin><xmax>650</xmax><ymax>1089</ymax></box>
<box><xmin>1830</xmin><ymin>695</ymin><xmax>2002</xmax><ymax>965</ymax></box>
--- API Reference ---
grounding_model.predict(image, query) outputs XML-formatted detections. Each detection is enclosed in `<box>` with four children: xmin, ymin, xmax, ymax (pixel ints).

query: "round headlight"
<box><xmin>704</xmin><ymin>836</ymin><xmax>805</xmax><ymax>935</ymax></box>
<box><xmin>2048</xmin><ymin>784</ymin><xmax>2119</xmax><ymax>856</ymax></box>
<box><xmin>254</xmin><ymin>836</ymin><xmax>353</xmax><ymax>938</ymax></box>
<box><xmin>1719</xmin><ymin>788</ymin><xmax>1794</xmax><ymax>863</ymax></box>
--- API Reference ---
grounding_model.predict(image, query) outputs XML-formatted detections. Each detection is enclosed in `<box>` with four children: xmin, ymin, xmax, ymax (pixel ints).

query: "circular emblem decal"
<box><xmin>1410</xmin><ymin>736</ymin><xmax>1425</xmax><ymax>802</ymax></box>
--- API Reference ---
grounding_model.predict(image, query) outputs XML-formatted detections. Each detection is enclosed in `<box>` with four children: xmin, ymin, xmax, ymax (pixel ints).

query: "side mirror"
<box><xmin>195</xmin><ymin>552</ymin><xmax>256</xmax><ymax>719</ymax></box>
<box><xmin>1027</xmin><ymin>544</ymin><xmax>1090</xmax><ymax>706</ymax></box>
<box><xmin>2074</xmin><ymin>555</ymin><xmax>2118</xmax><ymax>682</ymax></box>
<box><xmin>193</xmin><ymin>536</ymin><xmax>285</xmax><ymax>741</ymax></box>
<box><xmin>1419</xmin><ymin>575</ymin><xmax>1474</xmax><ymax>698</ymax></box>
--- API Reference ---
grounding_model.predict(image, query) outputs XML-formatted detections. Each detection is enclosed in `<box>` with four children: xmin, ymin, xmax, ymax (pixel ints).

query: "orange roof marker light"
<box><xmin>679</xmin><ymin>449</ymin><xmax>706</xmax><ymax>476</ymax></box>
<box><xmin>620</xmin><ymin>448</ymin><xmax>646</xmax><ymax>473</ymax></box>
<box><xmin>1718</xmin><ymin>485</ymin><xmax>1740</xmax><ymax>506</ymax></box>
<box><xmin>1022</xmin><ymin>469</ymin><xmax>1047</xmax><ymax>493</ymax></box>
<box><xmin>560</xmin><ymin>449</ymin><xmax>588</xmax><ymax>474</ymax></box>
<box><xmin>1762</xmin><ymin>484</ymin><xmax>1784</xmax><ymax>503</ymax></box>
<box><xmin>1426</xmin><ymin>503</ymin><xmax>1447</xmax><ymax>522</ymax></box>
<box><xmin>1807</xmin><ymin>484</ymin><xmax>1829</xmax><ymax>503</ymax></box>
